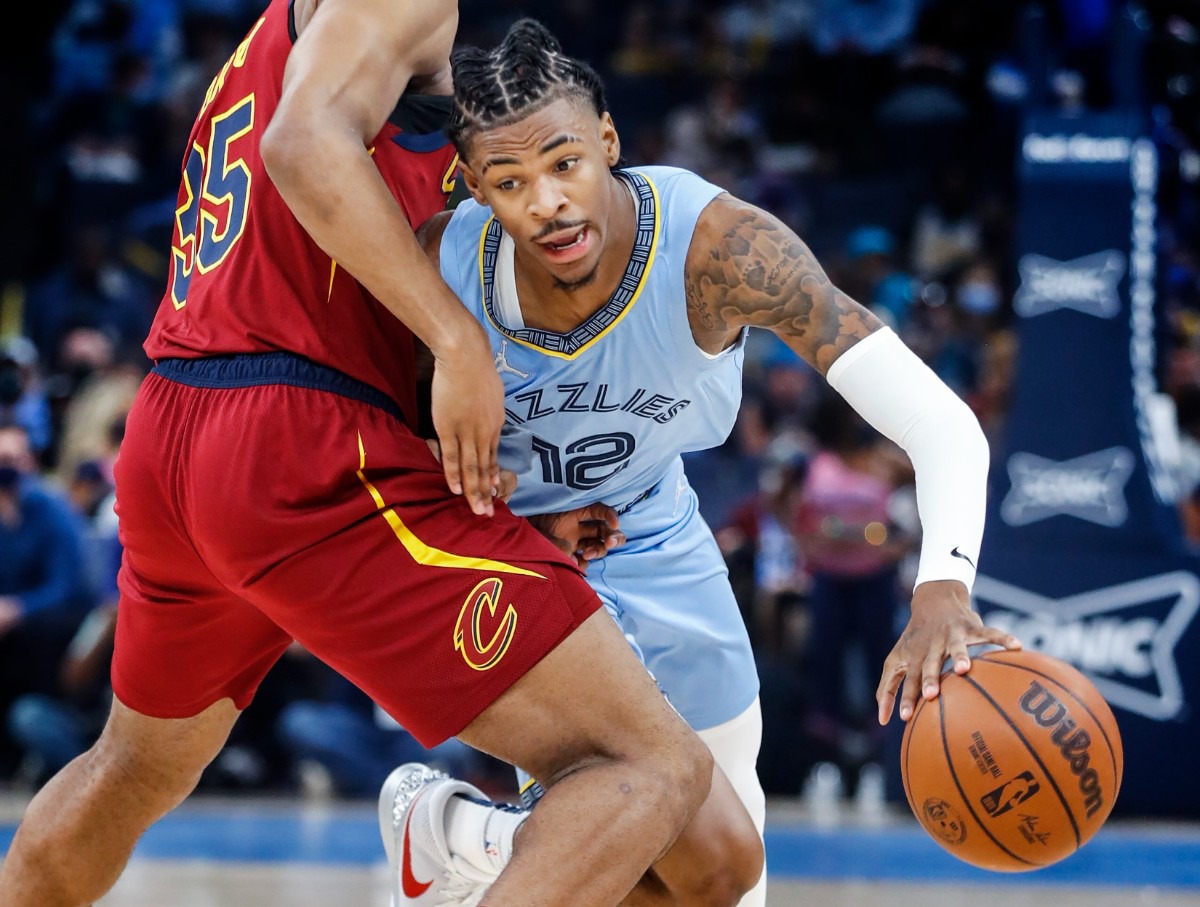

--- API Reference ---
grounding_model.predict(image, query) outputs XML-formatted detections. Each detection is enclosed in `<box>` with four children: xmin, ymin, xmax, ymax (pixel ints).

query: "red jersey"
<box><xmin>144</xmin><ymin>0</ymin><xmax>459</xmax><ymax>423</ymax></box>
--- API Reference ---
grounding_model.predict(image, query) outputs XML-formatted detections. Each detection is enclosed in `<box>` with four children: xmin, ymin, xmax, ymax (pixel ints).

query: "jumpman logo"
<box><xmin>494</xmin><ymin>340</ymin><xmax>529</xmax><ymax>379</ymax></box>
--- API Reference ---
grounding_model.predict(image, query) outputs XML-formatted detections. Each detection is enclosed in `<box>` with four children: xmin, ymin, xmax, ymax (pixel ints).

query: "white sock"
<box><xmin>444</xmin><ymin>794</ymin><xmax>529</xmax><ymax>875</ymax></box>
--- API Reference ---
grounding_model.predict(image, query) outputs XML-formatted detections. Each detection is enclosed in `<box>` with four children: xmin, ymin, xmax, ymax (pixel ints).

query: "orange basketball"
<box><xmin>900</xmin><ymin>649</ymin><xmax>1123</xmax><ymax>872</ymax></box>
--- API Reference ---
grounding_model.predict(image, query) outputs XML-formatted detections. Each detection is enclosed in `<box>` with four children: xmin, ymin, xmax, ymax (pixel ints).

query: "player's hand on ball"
<box><xmin>876</xmin><ymin>579</ymin><xmax>1021</xmax><ymax>726</ymax></box>
<box><xmin>527</xmin><ymin>504</ymin><xmax>625</xmax><ymax>571</ymax></box>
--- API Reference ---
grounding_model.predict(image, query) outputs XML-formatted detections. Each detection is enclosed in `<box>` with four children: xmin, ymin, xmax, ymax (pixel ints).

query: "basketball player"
<box><xmin>0</xmin><ymin>3</ymin><xmax>719</xmax><ymax>906</ymax></box>
<box><xmin>378</xmin><ymin>18</ymin><xmax>1022</xmax><ymax>907</ymax></box>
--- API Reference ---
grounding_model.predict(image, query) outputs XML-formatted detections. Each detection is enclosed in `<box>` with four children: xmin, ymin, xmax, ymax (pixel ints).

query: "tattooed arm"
<box><xmin>684</xmin><ymin>193</ymin><xmax>883</xmax><ymax>371</ymax></box>
<box><xmin>686</xmin><ymin>193</ymin><xmax>1020</xmax><ymax>725</ymax></box>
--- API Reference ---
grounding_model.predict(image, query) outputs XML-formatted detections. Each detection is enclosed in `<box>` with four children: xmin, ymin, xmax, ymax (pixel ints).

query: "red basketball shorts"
<box><xmin>111</xmin><ymin>354</ymin><xmax>601</xmax><ymax>746</ymax></box>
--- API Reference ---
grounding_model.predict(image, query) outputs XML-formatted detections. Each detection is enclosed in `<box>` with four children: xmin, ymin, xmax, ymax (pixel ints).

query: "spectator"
<box><xmin>717</xmin><ymin>434</ymin><xmax>811</xmax><ymax>653</ymax></box>
<box><xmin>50</xmin><ymin>354</ymin><xmax>142</xmax><ymax>484</ymax></box>
<box><xmin>966</xmin><ymin>326</ymin><xmax>1019</xmax><ymax>459</ymax></box>
<box><xmin>277</xmin><ymin>663</ymin><xmax>483</xmax><ymax>799</ymax></box>
<box><xmin>7</xmin><ymin>598</ymin><xmax>117</xmax><ymax>786</ymax></box>
<box><xmin>793</xmin><ymin>391</ymin><xmax>915</xmax><ymax>798</ymax></box>
<box><xmin>0</xmin><ymin>420</ymin><xmax>96</xmax><ymax>777</ymax></box>
<box><xmin>908</xmin><ymin>165</ymin><xmax>984</xmax><ymax>281</ymax></box>
<box><xmin>23</xmin><ymin>222</ymin><xmax>157</xmax><ymax>382</ymax></box>
<box><xmin>0</xmin><ymin>337</ymin><xmax>54</xmax><ymax>459</ymax></box>
<box><xmin>718</xmin><ymin>0</ymin><xmax>815</xmax><ymax>70</ymax></box>
<box><xmin>660</xmin><ymin>75</ymin><xmax>766</xmax><ymax>188</ymax></box>
<box><xmin>812</xmin><ymin>0</ymin><xmax>920</xmax><ymax>57</ymax></box>
<box><xmin>840</xmin><ymin>225</ymin><xmax>918</xmax><ymax>331</ymax></box>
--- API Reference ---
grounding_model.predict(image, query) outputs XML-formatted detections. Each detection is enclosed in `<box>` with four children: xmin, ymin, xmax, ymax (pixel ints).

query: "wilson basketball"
<box><xmin>900</xmin><ymin>649</ymin><xmax>1123</xmax><ymax>872</ymax></box>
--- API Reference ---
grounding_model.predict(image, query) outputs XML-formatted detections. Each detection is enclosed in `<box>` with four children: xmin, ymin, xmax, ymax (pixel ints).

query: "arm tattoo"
<box><xmin>686</xmin><ymin>198</ymin><xmax>881</xmax><ymax>373</ymax></box>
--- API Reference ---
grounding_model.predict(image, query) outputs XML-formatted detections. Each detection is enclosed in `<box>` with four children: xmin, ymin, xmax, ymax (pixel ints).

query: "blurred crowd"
<box><xmin>3</xmin><ymin>0</ymin><xmax>1200</xmax><ymax>802</ymax></box>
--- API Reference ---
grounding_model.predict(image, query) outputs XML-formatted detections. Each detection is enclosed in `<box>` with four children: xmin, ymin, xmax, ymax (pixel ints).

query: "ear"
<box><xmin>458</xmin><ymin>159</ymin><xmax>488</xmax><ymax>206</ymax></box>
<box><xmin>598</xmin><ymin>112</ymin><xmax>621</xmax><ymax>169</ymax></box>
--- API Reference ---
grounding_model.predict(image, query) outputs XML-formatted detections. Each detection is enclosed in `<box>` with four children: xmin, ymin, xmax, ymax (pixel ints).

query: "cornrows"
<box><xmin>448</xmin><ymin>18</ymin><xmax>609</xmax><ymax>155</ymax></box>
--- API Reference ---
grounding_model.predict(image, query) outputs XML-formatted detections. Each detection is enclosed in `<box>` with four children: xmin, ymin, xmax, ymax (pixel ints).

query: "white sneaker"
<box><xmin>379</xmin><ymin>763</ymin><xmax>496</xmax><ymax>907</ymax></box>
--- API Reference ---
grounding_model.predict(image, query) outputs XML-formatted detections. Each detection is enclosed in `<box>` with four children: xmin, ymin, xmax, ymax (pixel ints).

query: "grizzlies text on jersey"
<box><xmin>438</xmin><ymin>164</ymin><xmax>760</xmax><ymax>731</ymax></box>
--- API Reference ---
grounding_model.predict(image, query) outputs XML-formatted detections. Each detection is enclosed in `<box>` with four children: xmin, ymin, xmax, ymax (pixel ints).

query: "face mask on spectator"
<box><xmin>958</xmin><ymin>281</ymin><xmax>1000</xmax><ymax>315</ymax></box>
<box><xmin>0</xmin><ymin>464</ymin><xmax>21</xmax><ymax>491</ymax></box>
<box><xmin>0</xmin><ymin>362</ymin><xmax>23</xmax><ymax>405</ymax></box>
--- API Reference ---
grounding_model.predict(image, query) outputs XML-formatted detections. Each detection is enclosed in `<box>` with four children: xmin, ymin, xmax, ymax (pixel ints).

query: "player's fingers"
<box><xmin>595</xmin><ymin>504</ymin><xmax>621</xmax><ymax>529</ymax></box>
<box><xmin>579</xmin><ymin>539</ymin><xmax>607</xmax><ymax>561</ymax></box>
<box><xmin>479</xmin><ymin>430</ymin><xmax>501</xmax><ymax>507</ymax></box>
<box><xmin>947</xmin><ymin>636</ymin><xmax>973</xmax><ymax>675</ymax></box>
<box><xmin>605</xmin><ymin>529</ymin><xmax>626</xmax><ymax>549</ymax></box>
<box><xmin>440</xmin><ymin>438</ymin><xmax>464</xmax><ymax>497</ymax></box>
<box><xmin>458</xmin><ymin>441</ymin><xmax>494</xmax><ymax>517</ymax></box>
<box><xmin>898</xmin><ymin>671</ymin><xmax>922</xmax><ymax>723</ymax></box>
<box><xmin>974</xmin><ymin>627</ymin><xmax>1023</xmax><ymax>651</ymax></box>
<box><xmin>921</xmin><ymin>649</ymin><xmax>947</xmax><ymax>701</ymax></box>
<box><xmin>496</xmin><ymin>468</ymin><xmax>518</xmax><ymax>502</ymax></box>
<box><xmin>876</xmin><ymin>659</ymin><xmax>905</xmax><ymax>724</ymax></box>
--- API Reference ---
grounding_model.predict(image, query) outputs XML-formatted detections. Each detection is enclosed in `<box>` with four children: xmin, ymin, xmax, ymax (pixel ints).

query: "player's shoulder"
<box><xmin>622</xmin><ymin>164</ymin><xmax>730</xmax><ymax>218</ymax></box>
<box><xmin>434</xmin><ymin>196</ymin><xmax>492</xmax><ymax>249</ymax></box>
<box><xmin>622</xmin><ymin>164</ymin><xmax>710</xmax><ymax>191</ymax></box>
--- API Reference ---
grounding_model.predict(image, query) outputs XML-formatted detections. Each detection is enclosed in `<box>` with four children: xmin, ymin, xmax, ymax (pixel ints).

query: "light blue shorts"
<box><xmin>587</xmin><ymin>460</ymin><xmax>760</xmax><ymax>732</ymax></box>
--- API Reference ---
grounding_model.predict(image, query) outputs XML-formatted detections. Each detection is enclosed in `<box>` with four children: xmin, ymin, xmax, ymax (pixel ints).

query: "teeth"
<box><xmin>548</xmin><ymin>229</ymin><xmax>585</xmax><ymax>251</ymax></box>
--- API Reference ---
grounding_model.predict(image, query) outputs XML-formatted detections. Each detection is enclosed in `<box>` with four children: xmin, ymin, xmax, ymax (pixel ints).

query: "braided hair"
<box><xmin>448</xmin><ymin>18</ymin><xmax>610</xmax><ymax>158</ymax></box>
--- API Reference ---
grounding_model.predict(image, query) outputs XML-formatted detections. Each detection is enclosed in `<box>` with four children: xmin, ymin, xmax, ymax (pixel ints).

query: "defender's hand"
<box><xmin>528</xmin><ymin>504</ymin><xmax>625</xmax><ymax>570</ymax></box>
<box><xmin>425</xmin><ymin>439</ymin><xmax>517</xmax><ymax>502</ymax></box>
<box><xmin>430</xmin><ymin>338</ymin><xmax>504</xmax><ymax>517</ymax></box>
<box><xmin>876</xmin><ymin>580</ymin><xmax>1021</xmax><ymax>725</ymax></box>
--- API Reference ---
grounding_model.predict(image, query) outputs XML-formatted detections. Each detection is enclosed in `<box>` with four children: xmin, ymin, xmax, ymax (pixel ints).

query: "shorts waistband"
<box><xmin>151</xmin><ymin>353</ymin><xmax>405</xmax><ymax>422</ymax></box>
<box><xmin>614</xmin><ymin>483</ymin><xmax>657</xmax><ymax>515</ymax></box>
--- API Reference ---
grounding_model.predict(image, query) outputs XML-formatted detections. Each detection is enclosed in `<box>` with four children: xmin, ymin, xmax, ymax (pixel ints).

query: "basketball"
<box><xmin>900</xmin><ymin>649</ymin><xmax>1123</xmax><ymax>872</ymax></box>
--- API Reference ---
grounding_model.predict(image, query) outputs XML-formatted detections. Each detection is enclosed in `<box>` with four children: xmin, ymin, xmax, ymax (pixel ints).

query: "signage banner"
<box><xmin>977</xmin><ymin>112</ymin><xmax>1200</xmax><ymax>817</ymax></box>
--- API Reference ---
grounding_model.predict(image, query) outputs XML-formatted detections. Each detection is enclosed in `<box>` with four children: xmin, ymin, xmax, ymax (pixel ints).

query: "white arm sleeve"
<box><xmin>825</xmin><ymin>327</ymin><xmax>989</xmax><ymax>592</ymax></box>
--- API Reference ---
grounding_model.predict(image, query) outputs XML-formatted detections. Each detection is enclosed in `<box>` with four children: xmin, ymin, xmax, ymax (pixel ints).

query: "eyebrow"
<box><xmin>480</xmin><ymin>134</ymin><xmax>583</xmax><ymax>174</ymax></box>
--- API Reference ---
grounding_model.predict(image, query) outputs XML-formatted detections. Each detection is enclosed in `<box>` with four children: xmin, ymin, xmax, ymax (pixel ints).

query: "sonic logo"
<box><xmin>454</xmin><ymin>578</ymin><xmax>517</xmax><ymax>671</ymax></box>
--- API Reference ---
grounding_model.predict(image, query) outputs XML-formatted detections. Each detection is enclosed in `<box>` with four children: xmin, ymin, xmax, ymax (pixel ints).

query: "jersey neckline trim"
<box><xmin>476</xmin><ymin>169</ymin><xmax>660</xmax><ymax>361</ymax></box>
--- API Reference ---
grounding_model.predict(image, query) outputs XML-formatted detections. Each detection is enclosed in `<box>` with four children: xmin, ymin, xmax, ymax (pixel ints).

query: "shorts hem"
<box><xmin>677</xmin><ymin>682</ymin><xmax>761</xmax><ymax>733</ymax></box>
<box><xmin>416</xmin><ymin>593</ymin><xmax>604</xmax><ymax>747</ymax></box>
<box><xmin>111</xmin><ymin>667</ymin><xmax>253</xmax><ymax>719</ymax></box>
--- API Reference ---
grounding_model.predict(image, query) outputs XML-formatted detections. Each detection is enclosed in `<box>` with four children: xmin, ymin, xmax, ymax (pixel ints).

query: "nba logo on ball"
<box><xmin>901</xmin><ymin>649</ymin><xmax>1123</xmax><ymax>872</ymax></box>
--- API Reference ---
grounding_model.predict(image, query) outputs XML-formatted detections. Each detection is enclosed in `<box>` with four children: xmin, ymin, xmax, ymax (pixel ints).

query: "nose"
<box><xmin>527</xmin><ymin>174</ymin><xmax>568</xmax><ymax>220</ymax></box>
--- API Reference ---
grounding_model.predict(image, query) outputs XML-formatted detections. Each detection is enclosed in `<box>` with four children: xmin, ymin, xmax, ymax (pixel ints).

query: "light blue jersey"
<box><xmin>439</xmin><ymin>165</ymin><xmax>759</xmax><ymax>731</ymax></box>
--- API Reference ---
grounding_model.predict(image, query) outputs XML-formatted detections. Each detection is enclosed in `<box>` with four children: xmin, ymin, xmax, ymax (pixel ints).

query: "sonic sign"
<box><xmin>976</xmin><ymin>113</ymin><xmax>1200</xmax><ymax>817</ymax></box>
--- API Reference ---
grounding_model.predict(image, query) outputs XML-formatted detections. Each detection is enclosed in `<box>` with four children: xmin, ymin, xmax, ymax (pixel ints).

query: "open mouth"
<box><xmin>539</xmin><ymin>226</ymin><xmax>587</xmax><ymax>250</ymax></box>
<box><xmin>536</xmin><ymin>225</ymin><xmax>591</xmax><ymax>262</ymax></box>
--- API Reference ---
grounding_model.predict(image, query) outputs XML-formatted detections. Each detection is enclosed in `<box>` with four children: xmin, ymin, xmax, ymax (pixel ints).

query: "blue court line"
<box><xmin>763</xmin><ymin>825</ymin><xmax>1200</xmax><ymax>887</ymax></box>
<box><xmin>3</xmin><ymin>810</ymin><xmax>1199</xmax><ymax>888</ymax></box>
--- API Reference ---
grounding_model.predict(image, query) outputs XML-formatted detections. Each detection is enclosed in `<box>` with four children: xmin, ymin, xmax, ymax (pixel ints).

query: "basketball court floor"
<box><xmin>3</xmin><ymin>793</ymin><xmax>1197</xmax><ymax>906</ymax></box>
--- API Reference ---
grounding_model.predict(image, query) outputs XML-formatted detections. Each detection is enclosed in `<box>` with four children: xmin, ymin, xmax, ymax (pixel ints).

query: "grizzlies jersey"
<box><xmin>440</xmin><ymin>166</ymin><xmax>760</xmax><ymax>735</ymax></box>
<box><xmin>438</xmin><ymin>165</ymin><xmax>746</xmax><ymax>517</ymax></box>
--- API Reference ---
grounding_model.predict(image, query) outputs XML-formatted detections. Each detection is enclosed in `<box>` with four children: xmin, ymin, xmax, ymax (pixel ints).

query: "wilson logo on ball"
<box><xmin>1019</xmin><ymin>681</ymin><xmax>1106</xmax><ymax>818</ymax></box>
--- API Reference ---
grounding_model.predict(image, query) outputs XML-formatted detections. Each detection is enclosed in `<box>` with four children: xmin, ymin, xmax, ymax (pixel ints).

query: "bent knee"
<box><xmin>82</xmin><ymin>738</ymin><xmax>203</xmax><ymax>809</ymax></box>
<box><xmin>87</xmin><ymin>723</ymin><xmax>224</xmax><ymax>811</ymax></box>
<box><xmin>675</xmin><ymin>843</ymin><xmax>764</xmax><ymax>907</ymax></box>
<box><xmin>660</xmin><ymin>731</ymin><xmax>715</xmax><ymax>822</ymax></box>
<box><xmin>695</xmin><ymin>815</ymin><xmax>765</xmax><ymax>906</ymax></box>
<box><xmin>726</xmin><ymin>821</ymin><xmax>766</xmax><ymax>902</ymax></box>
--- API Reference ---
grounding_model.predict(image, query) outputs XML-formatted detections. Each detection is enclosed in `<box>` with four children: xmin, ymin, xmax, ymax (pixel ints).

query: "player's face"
<box><xmin>460</xmin><ymin>96</ymin><xmax>622</xmax><ymax>289</ymax></box>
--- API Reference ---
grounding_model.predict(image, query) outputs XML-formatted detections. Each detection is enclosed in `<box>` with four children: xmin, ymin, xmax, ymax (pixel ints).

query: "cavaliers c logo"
<box><xmin>454</xmin><ymin>578</ymin><xmax>518</xmax><ymax>671</ymax></box>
